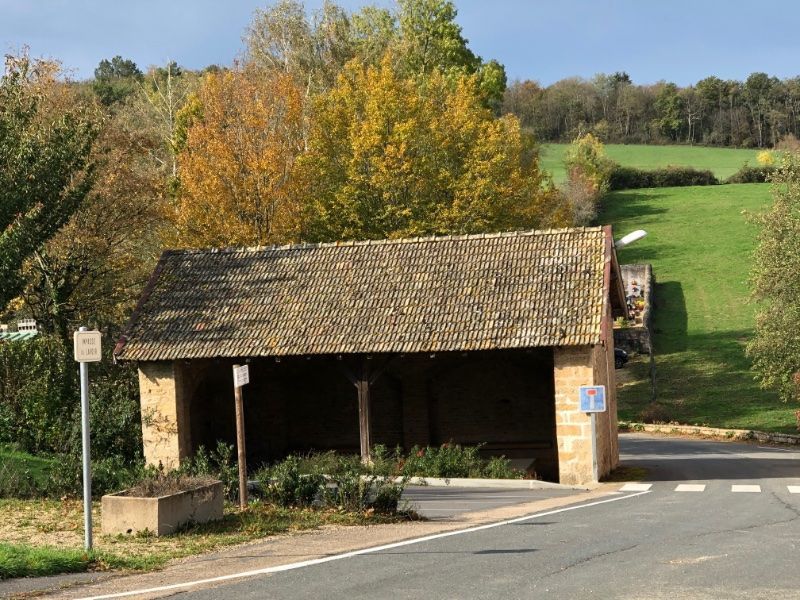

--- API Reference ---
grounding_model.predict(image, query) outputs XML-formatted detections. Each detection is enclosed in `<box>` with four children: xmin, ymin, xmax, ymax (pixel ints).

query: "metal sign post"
<box><xmin>73</xmin><ymin>327</ymin><xmax>102</xmax><ymax>551</ymax></box>
<box><xmin>232</xmin><ymin>364</ymin><xmax>250</xmax><ymax>509</ymax></box>
<box><xmin>579</xmin><ymin>385</ymin><xmax>607</xmax><ymax>483</ymax></box>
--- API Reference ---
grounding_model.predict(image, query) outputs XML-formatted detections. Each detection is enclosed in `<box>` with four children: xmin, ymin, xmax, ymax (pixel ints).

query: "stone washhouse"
<box><xmin>115</xmin><ymin>226</ymin><xmax>627</xmax><ymax>485</ymax></box>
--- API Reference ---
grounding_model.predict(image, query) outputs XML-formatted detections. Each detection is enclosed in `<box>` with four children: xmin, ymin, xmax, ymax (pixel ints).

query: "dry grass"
<box><xmin>0</xmin><ymin>498</ymin><xmax>413</xmax><ymax>574</ymax></box>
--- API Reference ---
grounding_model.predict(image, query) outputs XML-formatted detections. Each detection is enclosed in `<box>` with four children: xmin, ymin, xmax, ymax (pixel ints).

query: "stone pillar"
<box><xmin>553</xmin><ymin>346</ymin><xmax>596</xmax><ymax>485</ymax></box>
<box><xmin>138</xmin><ymin>361</ymin><xmax>191</xmax><ymax>469</ymax></box>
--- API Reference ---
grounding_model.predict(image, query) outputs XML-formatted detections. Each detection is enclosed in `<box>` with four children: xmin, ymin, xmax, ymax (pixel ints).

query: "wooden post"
<box><xmin>232</xmin><ymin>364</ymin><xmax>248</xmax><ymax>509</ymax></box>
<box><xmin>340</xmin><ymin>356</ymin><xmax>393</xmax><ymax>465</ymax></box>
<box><xmin>357</xmin><ymin>363</ymin><xmax>371</xmax><ymax>464</ymax></box>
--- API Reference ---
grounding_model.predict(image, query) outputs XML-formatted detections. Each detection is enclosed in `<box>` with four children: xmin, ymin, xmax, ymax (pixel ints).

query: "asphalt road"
<box><xmin>402</xmin><ymin>486</ymin><xmax>579</xmax><ymax>520</ymax></box>
<box><xmin>169</xmin><ymin>434</ymin><xmax>800</xmax><ymax>599</ymax></box>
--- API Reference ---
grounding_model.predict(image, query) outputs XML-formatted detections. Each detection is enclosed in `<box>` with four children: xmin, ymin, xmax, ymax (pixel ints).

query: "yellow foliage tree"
<box><xmin>297</xmin><ymin>54</ymin><xmax>561</xmax><ymax>241</ymax></box>
<box><xmin>173</xmin><ymin>67</ymin><xmax>305</xmax><ymax>248</ymax></box>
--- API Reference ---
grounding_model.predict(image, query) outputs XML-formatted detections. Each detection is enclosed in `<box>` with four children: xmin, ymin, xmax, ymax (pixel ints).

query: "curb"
<box><xmin>620</xmin><ymin>422</ymin><xmax>800</xmax><ymax>445</ymax></box>
<box><xmin>399</xmin><ymin>476</ymin><xmax>593</xmax><ymax>491</ymax></box>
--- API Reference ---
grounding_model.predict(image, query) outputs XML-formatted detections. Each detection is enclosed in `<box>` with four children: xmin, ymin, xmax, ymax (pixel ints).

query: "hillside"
<box><xmin>542</xmin><ymin>143</ymin><xmax>762</xmax><ymax>183</ymax></box>
<box><xmin>601</xmin><ymin>183</ymin><xmax>796</xmax><ymax>433</ymax></box>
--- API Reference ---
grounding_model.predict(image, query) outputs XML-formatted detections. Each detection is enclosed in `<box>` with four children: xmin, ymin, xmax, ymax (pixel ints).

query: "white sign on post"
<box><xmin>74</xmin><ymin>330</ymin><xmax>102</xmax><ymax>362</ymax></box>
<box><xmin>74</xmin><ymin>327</ymin><xmax>101</xmax><ymax>552</ymax></box>
<box><xmin>233</xmin><ymin>364</ymin><xmax>250</xmax><ymax>388</ymax></box>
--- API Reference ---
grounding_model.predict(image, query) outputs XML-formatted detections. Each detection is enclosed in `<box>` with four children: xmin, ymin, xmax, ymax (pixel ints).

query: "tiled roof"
<box><xmin>115</xmin><ymin>227</ymin><xmax>613</xmax><ymax>361</ymax></box>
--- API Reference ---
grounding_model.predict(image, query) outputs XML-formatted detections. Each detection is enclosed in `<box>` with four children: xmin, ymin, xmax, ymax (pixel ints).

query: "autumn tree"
<box><xmin>297</xmin><ymin>55</ymin><xmax>561</xmax><ymax>242</ymax></box>
<box><xmin>173</xmin><ymin>67</ymin><xmax>305</xmax><ymax>247</ymax></box>
<box><xmin>0</xmin><ymin>52</ymin><xmax>99</xmax><ymax>313</ymax></box>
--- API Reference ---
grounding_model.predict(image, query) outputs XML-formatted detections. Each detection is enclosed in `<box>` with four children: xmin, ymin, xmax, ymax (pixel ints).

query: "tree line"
<box><xmin>503</xmin><ymin>72</ymin><xmax>800</xmax><ymax>148</ymax></box>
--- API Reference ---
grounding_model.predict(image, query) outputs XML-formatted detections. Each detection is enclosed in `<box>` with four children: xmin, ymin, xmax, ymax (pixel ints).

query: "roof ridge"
<box><xmin>161</xmin><ymin>226</ymin><xmax>606</xmax><ymax>256</ymax></box>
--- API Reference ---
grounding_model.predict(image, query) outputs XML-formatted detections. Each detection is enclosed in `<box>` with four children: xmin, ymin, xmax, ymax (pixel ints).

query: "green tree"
<box><xmin>748</xmin><ymin>154</ymin><xmax>800</xmax><ymax>403</ymax></box>
<box><xmin>395</xmin><ymin>0</ymin><xmax>479</xmax><ymax>77</ymax></box>
<box><xmin>0</xmin><ymin>53</ymin><xmax>99</xmax><ymax>313</ymax></box>
<box><xmin>654</xmin><ymin>82</ymin><xmax>683</xmax><ymax>141</ymax></box>
<box><xmin>92</xmin><ymin>55</ymin><xmax>143</xmax><ymax>106</ymax></box>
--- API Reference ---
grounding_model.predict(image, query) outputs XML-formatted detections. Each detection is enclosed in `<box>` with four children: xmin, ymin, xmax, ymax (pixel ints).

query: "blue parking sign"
<box><xmin>579</xmin><ymin>386</ymin><xmax>606</xmax><ymax>413</ymax></box>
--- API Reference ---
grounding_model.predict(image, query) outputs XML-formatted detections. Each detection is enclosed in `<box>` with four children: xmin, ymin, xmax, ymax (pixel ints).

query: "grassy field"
<box><xmin>542</xmin><ymin>143</ymin><xmax>761</xmax><ymax>183</ymax></box>
<box><xmin>601</xmin><ymin>183</ymin><xmax>797</xmax><ymax>433</ymax></box>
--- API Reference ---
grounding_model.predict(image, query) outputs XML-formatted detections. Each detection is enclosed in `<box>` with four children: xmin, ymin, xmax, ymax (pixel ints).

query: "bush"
<box><xmin>257</xmin><ymin>456</ymin><xmax>325</xmax><ymax>508</ymax></box>
<box><xmin>256</xmin><ymin>451</ymin><xmax>408</xmax><ymax>514</ymax></box>
<box><xmin>400</xmin><ymin>443</ymin><xmax>521</xmax><ymax>479</ymax></box>
<box><xmin>180</xmin><ymin>441</ymin><xmax>239</xmax><ymax>501</ymax></box>
<box><xmin>608</xmin><ymin>165</ymin><xmax>718</xmax><ymax>190</ymax></box>
<box><xmin>724</xmin><ymin>163</ymin><xmax>775</xmax><ymax>184</ymax></box>
<box><xmin>639</xmin><ymin>402</ymin><xmax>671</xmax><ymax>424</ymax></box>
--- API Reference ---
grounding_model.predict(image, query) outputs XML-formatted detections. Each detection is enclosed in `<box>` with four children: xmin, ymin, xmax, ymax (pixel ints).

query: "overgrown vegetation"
<box><xmin>0</xmin><ymin>335</ymin><xmax>143</xmax><ymax>498</ymax></box>
<box><xmin>748</xmin><ymin>154</ymin><xmax>800</xmax><ymax>405</ymax></box>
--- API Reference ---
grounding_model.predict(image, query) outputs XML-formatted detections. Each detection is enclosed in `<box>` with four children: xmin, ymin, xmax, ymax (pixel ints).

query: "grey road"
<box><xmin>178</xmin><ymin>434</ymin><xmax>800</xmax><ymax>599</ymax></box>
<box><xmin>403</xmin><ymin>486</ymin><xmax>579</xmax><ymax>520</ymax></box>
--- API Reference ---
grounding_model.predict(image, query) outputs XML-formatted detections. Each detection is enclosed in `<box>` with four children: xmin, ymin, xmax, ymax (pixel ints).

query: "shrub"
<box><xmin>639</xmin><ymin>402</ymin><xmax>671</xmax><ymax>424</ymax></box>
<box><xmin>256</xmin><ymin>452</ymin><xmax>408</xmax><ymax>514</ymax></box>
<box><xmin>257</xmin><ymin>456</ymin><xmax>325</xmax><ymax>508</ymax></box>
<box><xmin>400</xmin><ymin>443</ymin><xmax>521</xmax><ymax>479</ymax></box>
<box><xmin>724</xmin><ymin>163</ymin><xmax>775</xmax><ymax>184</ymax></box>
<box><xmin>180</xmin><ymin>441</ymin><xmax>238</xmax><ymax>501</ymax></box>
<box><xmin>608</xmin><ymin>165</ymin><xmax>718</xmax><ymax>190</ymax></box>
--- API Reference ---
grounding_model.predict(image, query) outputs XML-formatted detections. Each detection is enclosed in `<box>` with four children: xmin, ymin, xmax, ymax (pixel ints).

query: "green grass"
<box><xmin>0</xmin><ymin>543</ymin><xmax>92</xmax><ymax>579</ymax></box>
<box><xmin>541</xmin><ymin>143</ymin><xmax>762</xmax><ymax>183</ymax></box>
<box><xmin>0</xmin><ymin>445</ymin><xmax>54</xmax><ymax>484</ymax></box>
<box><xmin>601</xmin><ymin>183</ymin><xmax>797</xmax><ymax>433</ymax></box>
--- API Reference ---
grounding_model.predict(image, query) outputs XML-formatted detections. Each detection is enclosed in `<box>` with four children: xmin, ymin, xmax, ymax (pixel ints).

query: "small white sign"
<box><xmin>233</xmin><ymin>364</ymin><xmax>250</xmax><ymax>387</ymax></box>
<box><xmin>74</xmin><ymin>330</ymin><xmax>102</xmax><ymax>362</ymax></box>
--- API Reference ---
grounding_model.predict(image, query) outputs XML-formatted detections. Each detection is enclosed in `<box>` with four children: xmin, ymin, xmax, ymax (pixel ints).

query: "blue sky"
<box><xmin>2</xmin><ymin>0</ymin><xmax>798</xmax><ymax>85</ymax></box>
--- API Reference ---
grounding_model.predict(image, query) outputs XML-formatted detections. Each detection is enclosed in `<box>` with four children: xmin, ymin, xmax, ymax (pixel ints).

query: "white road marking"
<box><xmin>731</xmin><ymin>484</ymin><xmax>761</xmax><ymax>493</ymax></box>
<box><xmin>675</xmin><ymin>484</ymin><xmax>706</xmax><ymax>492</ymax></box>
<box><xmin>788</xmin><ymin>486</ymin><xmax>800</xmax><ymax>494</ymax></box>
<box><xmin>77</xmin><ymin>491</ymin><xmax>651</xmax><ymax>600</ymax></box>
<box><xmin>620</xmin><ymin>483</ymin><xmax>652</xmax><ymax>492</ymax></box>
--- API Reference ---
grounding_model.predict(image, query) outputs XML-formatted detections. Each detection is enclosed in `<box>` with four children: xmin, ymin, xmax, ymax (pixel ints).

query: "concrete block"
<box><xmin>102</xmin><ymin>480</ymin><xmax>223</xmax><ymax>536</ymax></box>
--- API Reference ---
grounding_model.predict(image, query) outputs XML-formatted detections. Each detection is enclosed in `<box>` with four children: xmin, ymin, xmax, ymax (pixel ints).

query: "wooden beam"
<box><xmin>356</xmin><ymin>369</ymin><xmax>372</xmax><ymax>463</ymax></box>
<box><xmin>338</xmin><ymin>355</ymin><xmax>396</xmax><ymax>464</ymax></box>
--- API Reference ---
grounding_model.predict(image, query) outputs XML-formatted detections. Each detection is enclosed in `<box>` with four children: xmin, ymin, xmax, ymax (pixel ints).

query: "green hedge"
<box><xmin>608</xmin><ymin>165</ymin><xmax>719</xmax><ymax>190</ymax></box>
<box><xmin>724</xmin><ymin>163</ymin><xmax>775</xmax><ymax>183</ymax></box>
